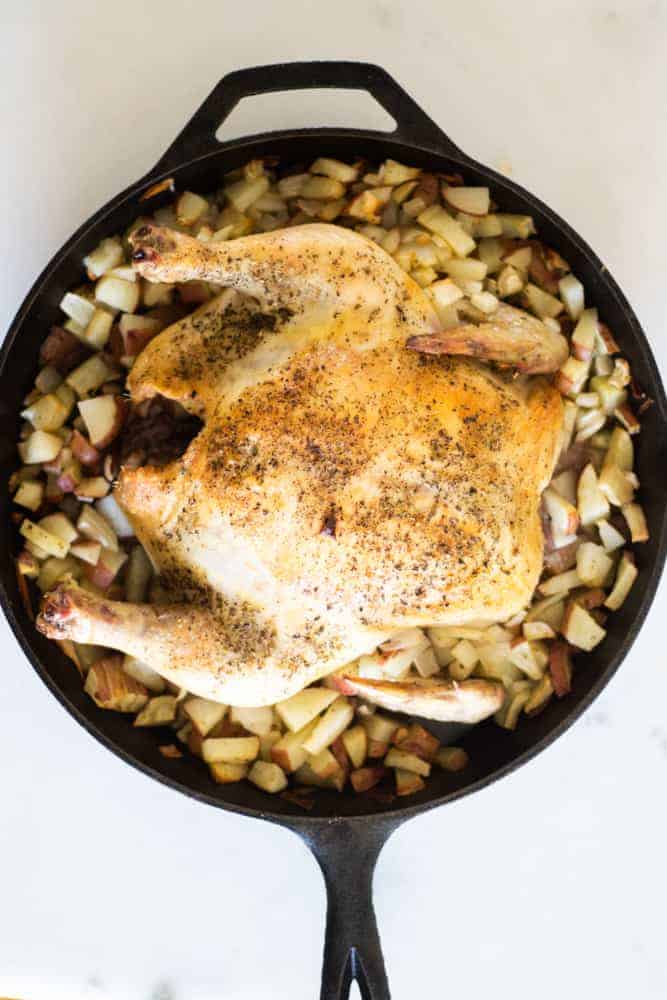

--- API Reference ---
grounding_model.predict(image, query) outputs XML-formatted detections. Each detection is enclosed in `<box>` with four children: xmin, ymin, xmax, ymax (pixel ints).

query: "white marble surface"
<box><xmin>1</xmin><ymin>2</ymin><xmax>666</xmax><ymax>997</ymax></box>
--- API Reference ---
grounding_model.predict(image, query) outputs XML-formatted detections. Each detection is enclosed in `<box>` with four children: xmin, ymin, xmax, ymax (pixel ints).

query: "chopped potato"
<box><xmin>605</xmin><ymin>427</ymin><xmax>634</xmax><ymax>471</ymax></box>
<box><xmin>435</xmin><ymin>746</ymin><xmax>469</xmax><ymax>772</ymax></box>
<box><xmin>17</xmin><ymin>549</ymin><xmax>40</xmax><ymax>578</ymax></box>
<box><xmin>230</xmin><ymin>705</ymin><xmax>275</xmax><ymax>737</ymax></box>
<box><xmin>417</xmin><ymin>205</ymin><xmax>475</xmax><ymax>256</ymax></box>
<box><xmin>508</xmin><ymin>638</ymin><xmax>545</xmax><ymax>680</ymax></box>
<box><xmin>442</xmin><ymin>186</ymin><xmax>490</xmax><ymax>216</ymax></box>
<box><xmin>598</xmin><ymin>464</ymin><xmax>635</xmax><ymax>507</ymax></box>
<box><xmin>19</xmin><ymin>429</ymin><xmax>63</xmax><ymax>465</ymax></box>
<box><xmin>201</xmin><ymin>735</ymin><xmax>260</xmax><ymax>765</ymax></box>
<box><xmin>496</xmin><ymin>214</ymin><xmax>536</xmax><ymax>238</ymax></box>
<box><xmin>271</xmin><ymin>718</ymin><xmax>319</xmax><ymax>773</ymax></box>
<box><xmin>379</xmin><ymin>159</ymin><xmax>421</xmax><ymax>185</ymax></box>
<box><xmin>578</xmin><ymin>464</ymin><xmax>610</xmax><ymax>526</ymax></box>
<box><xmin>576</xmin><ymin>542</ymin><xmax>614</xmax><ymax>588</ymax></box>
<box><xmin>37</xmin><ymin>555</ymin><xmax>80</xmax><ymax>592</ymax></box>
<box><xmin>22</xmin><ymin>393</ymin><xmax>70</xmax><ymax>432</ymax></box>
<box><xmin>225</xmin><ymin>176</ymin><xmax>269</xmax><ymax>213</ymax></box>
<box><xmin>360</xmin><ymin>712</ymin><xmax>399</xmax><ymax>744</ymax></box>
<box><xmin>311</xmin><ymin>158</ymin><xmax>359</xmax><ymax>184</ymax></box>
<box><xmin>622</xmin><ymin>502</ymin><xmax>649</xmax><ymax>543</ymax></box>
<box><xmin>95</xmin><ymin>274</ymin><xmax>140</xmax><ymax>313</ymax></box>
<box><xmin>341</xmin><ymin>724</ymin><xmax>368</xmax><ymax>769</ymax></box>
<box><xmin>523</xmin><ymin>621</ymin><xmax>556</xmax><ymax>641</ymax></box>
<box><xmin>561</xmin><ymin>601</ymin><xmax>607</xmax><ymax>651</ymax></box>
<box><xmin>604</xmin><ymin>551</ymin><xmax>638</xmax><ymax>611</ymax></box>
<box><xmin>84</xmin><ymin>308</ymin><xmax>114</xmax><ymax>350</ymax></box>
<box><xmin>543</xmin><ymin>486</ymin><xmax>579</xmax><ymax>537</ymax></box>
<box><xmin>84</xmin><ymin>237</ymin><xmax>124</xmax><ymax>279</ymax></box>
<box><xmin>183</xmin><ymin>696</ymin><xmax>227</xmax><ymax>737</ymax></box>
<box><xmin>524</xmin><ymin>672</ymin><xmax>554</xmax><ymax>715</ymax></box>
<box><xmin>60</xmin><ymin>291</ymin><xmax>96</xmax><ymax>328</ymax></box>
<box><xmin>259</xmin><ymin>729</ymin><xmax>282</xmax><ymax>762</ymax></box>
<box><xmin>275</xmin><ymin>687</ymin><xmax>339</xmax><ymax>732</ymax></box>
<box><xmin>76</xmin><ymin>505</ymin><xmax>118</xmax><ymax>551</ymax></box>
<box><xmin>597</xmin><ymin>519</ymin><xmax>626</xmax><ymax>552</ymax></box>
<box><xmin>538</xmin><ymin>568</ymin><xmax>582</xmax><ymax>597</ymax></box>
<box><xmin>66</xmin><ymin>355</ymin><xmax>116</xmax><ymax>397</ymax></box>
<box><xmin>308</xmin><ymin>747</ymin><xmax>340</xmax><ymax>780</ymax></box>
<box><xmin>20</xmin><ymin>518</ymin><xmax>69</xmax><ymax>559</ymax></box>
<box><xmin>571</xmin><ymin>309</ymin><xmax>598</xmax><ymax>361</ymax></box>
<box><xmin>558</xmin><ymin>273</ymin><xmax>584</xmax><ymax>320</ymax></box>
<box><xmin>430</xmin><ymin>278</ymin><xmax>464</xmax><ymax>310</ymax></box>
<box><xmin>13</xmin><ymin>480</ymin><xmax>44</xmax><ymax>512</ymax></box>
<box><xmin>134</xmin><ymin>695</ymin><xmax>177</xmax><ymax>727</ymax></box>
<box><xmin>248</xmin><ymin>760</ymin><xmax>288</xmax><ymax>793</ymax></box>
<box><xmin>350</xmin><ymin>765</ymin><xmax>387</xmax><ymax>793</ymax></box>
<box><xmin>444</xmin><ymin>257</ymin><xmax>487</xmax><ymax>282</ymax></box>
<box><xmin>78</xmin><ymin>396</ymin><xmax>126</xmax><ymax>448</ymax></box>
<box><xmin>84</xmin><ymin>655</ymin><xmax>149</xmax><ymax>712</ymax></box>
<box><xmin>346</xmin><ymin>190</ymin><xmax>383</xmax><ymax>223</ymax></box>
<box><xmin>394</xmin><ymin>723</ymin><xmax>440</xmax><ymax>761</ymax></box>
<box><xmin>300</xmin><ymin>176</ymin><xmax>345</xmax><ymax>200</ymax></box>
<box><xmin>210</xmin><ymin>762</ymin><xmax>249</xmax><ymax>784</ymax></box>
<box><xmin>384</xmin><ymin>748</ymin><xmax>430</xmax><ymax>777</ymax></box>
<box><xmin>395</xmin><ymin>768</ymin><xmax>425</xmax><ymax>796</ymax></box>
<box><xmin>301</xmin><ymin>698</ymin><xmax>354</xmax><ymax>756</ymax></box>
<box><xmin>176</xmin><ymin>191</ymin><xmax>208</xmax><ymax>226</ymax></box>
<box><xmin>449</xmin><ymin>638</ymin><xmax>479</xmax><ymax>680</ymax></box>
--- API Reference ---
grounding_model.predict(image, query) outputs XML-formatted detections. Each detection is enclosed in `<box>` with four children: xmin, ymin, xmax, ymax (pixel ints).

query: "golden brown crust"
<box><xmin>105</xmin><ymin>223</ymin><xmax>565</xmax><ymax>705</ymax></box>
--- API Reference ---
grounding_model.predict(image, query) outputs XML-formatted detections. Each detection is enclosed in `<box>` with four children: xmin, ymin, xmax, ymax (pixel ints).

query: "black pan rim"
<box><xmin>2</xmin><ymin>127</ymin><xmax>666</xmax><ymax>829</ymax></box>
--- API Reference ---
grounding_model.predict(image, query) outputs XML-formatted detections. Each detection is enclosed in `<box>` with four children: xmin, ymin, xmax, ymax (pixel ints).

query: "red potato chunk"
<box><xmin>39</xmin><ymin>326</ymin><xmax>90</xmax><ymax>374</ymax></box>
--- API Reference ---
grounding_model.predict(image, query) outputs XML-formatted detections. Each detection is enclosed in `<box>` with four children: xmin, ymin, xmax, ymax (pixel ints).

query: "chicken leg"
<box><xmin>39</xmin><ymin>580</ymin><xmax>504</xmax><ymax>717</ymax></box>
<box><xmin>39</xmin><ymin>580</ymin><xmax>353</xmax><ymax>703</ymax></box>
<box><xmin>130</xmin><ymin>221</ymin><xmax>437</xmax><ymax>324</ymax></box>
<box><xmin>37</xmin><ymin>222</ymin><xmax>564</xmax><ymax>715</ymax></box>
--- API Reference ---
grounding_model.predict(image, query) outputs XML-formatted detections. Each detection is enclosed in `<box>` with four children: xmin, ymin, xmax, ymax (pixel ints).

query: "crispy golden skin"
<box><xmin>37</xmin><ymin>224</ymin><xmax>563</xmax><ymax>708</ymax></box>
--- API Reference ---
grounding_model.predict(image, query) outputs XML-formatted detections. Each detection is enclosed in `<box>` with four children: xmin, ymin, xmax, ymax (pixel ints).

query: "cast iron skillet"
<box><xmin>1</xmin><ymin>62</ymin><xmax>666</xmax><ymax>999</ymax></box>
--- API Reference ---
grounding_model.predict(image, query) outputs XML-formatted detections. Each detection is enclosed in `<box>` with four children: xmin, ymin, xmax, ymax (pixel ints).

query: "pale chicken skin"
<box><xmin>38</xmin><ymin>222</ymin><xmax>563</xmax><ymax>710</ymax></box>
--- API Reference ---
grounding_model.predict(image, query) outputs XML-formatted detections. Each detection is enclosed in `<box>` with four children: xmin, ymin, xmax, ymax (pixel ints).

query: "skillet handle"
<box><xmin>153</xmin><ymin>61</ymin><xmax>463</xmax><ymax>173</ymax></box>
<box><xmin>301</xmin><ymin>818</ymin><xmax>397</xmax><ymax>1000</ymax></box>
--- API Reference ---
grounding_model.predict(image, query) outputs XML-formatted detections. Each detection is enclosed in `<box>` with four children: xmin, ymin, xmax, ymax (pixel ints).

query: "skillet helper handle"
<box><xmin>153</xmin><ymin>61</ymin><xmax>463</xmax><ymax>173</ymax></box>
<box><xmin>304</xmin><ymin>819</ymin><xmax>395</xmax><ymax>1000</ymax></box>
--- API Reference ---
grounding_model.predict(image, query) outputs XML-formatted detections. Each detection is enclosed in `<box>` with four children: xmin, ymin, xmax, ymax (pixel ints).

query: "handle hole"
<box><xmin>215</xmin><ymin>88</ymin><xmax>396</xmax><ymax>142</ymax></box>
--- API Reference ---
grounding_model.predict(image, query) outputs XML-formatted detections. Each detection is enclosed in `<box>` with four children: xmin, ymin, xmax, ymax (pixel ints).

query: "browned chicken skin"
<box><xmin>37</xmin><ymin>223</ymin><xmax>563</xmax><ymax>713</ymax></box>
<box><xmin>407</xmin><ymin>302</ymin><xmax>569</xmax><ymax>374</ymax></box>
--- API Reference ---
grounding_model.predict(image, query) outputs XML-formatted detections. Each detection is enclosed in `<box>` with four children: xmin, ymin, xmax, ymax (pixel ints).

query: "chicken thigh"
<box><xmin>38</xmin><ymin>223</ymin><xmax>564</xmax><ymax>710</ymax></box>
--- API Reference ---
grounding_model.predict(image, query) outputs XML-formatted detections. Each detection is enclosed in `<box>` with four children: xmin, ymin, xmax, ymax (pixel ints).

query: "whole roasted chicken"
<box><xmin>38</xmin><ymin>222</ymin><xmax>566</xmax><ymax>718</ymax></box>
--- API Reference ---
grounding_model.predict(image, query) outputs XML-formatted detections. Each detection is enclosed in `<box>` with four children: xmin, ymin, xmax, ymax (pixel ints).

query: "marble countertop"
<box><xmin>2</xmin><ymin>2</ymin><xmax>666</xmax><ymax>997</ymax></box>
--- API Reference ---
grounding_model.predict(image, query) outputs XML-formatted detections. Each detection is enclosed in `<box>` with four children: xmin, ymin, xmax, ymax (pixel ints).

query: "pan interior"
<box><xmin>1</xmin><ymin>134</ymin><xmax>665</xmax><ymax>823</ymax></box>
